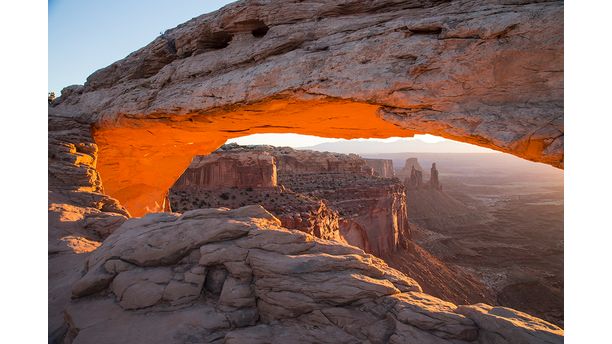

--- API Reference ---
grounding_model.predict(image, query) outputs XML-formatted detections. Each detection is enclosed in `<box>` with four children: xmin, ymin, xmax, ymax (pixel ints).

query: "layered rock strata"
<box><xmin>65</xmin><ymin>205</ymin><xmax>563</xmax><ymax>344</ymax></box>
<box><xmin>364</xmin><ymin>158</ymin><xmax>395</xmax><ymax>178</ymax></box>
<box><xmin>173</xmin><ymin>150</ymin><xmax>277</xmax><ymax>190</ymax></box>
<box><xmin>170</xmin><ymin>186</ymin><xmax>343</xmax><ymax>242</ymax></box>
<box><xmin>48</xmin><ymin>116</ymin><xmax>130</xmax><ymax>341</ymax></box>
<box><xmin>48</xmin><ymin>127</ymin><xmax>563</xmax><ymax>342</ymax></box>
<box><xmin>169</xmin><ymin>145</ymin><xmax>493</xmax><ymax>305</ymax></box>
<box><xmin>171</xmin><ymin>145</ymin><xmax>409</xmax><ymax>257</ymax></box>
<box><xmin>47</xmin><ymin>0</ymin><xmax>563</xmax><ymax>215</ymax></box>
<box><xmin>47</xmin><ymin>0</ymin><xmax>564</xmax><ymax>340</ymax></box>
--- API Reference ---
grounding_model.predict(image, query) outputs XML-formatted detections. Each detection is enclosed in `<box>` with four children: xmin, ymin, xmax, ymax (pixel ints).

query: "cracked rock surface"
<box><xmin>48</xmin><ymin>0</ymin><xmax>563</xmax><ymax>215</ymax></box>
<box><xmin>65</xmin><ymin>205</ymin><xmax>562</xmax><ymax>344</ymax></box>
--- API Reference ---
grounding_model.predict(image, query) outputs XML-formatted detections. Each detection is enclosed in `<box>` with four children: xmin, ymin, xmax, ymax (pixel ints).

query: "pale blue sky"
<box><xmin>48</xmin><ymin>0</ymin><xmax>234</xmax><ymax>94</ymax></box>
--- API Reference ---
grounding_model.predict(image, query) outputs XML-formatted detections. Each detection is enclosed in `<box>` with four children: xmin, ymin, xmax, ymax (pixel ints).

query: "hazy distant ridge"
<box><xmin>298</xmin><ymin>139</ymin><xmax>497</xmax><ymax>154</ymax></box>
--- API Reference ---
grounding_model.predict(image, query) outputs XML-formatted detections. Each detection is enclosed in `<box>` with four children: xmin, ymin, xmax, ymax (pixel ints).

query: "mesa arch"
<box><xmin>48</xmin><ymin>0</ymin><xmax>563</xmax><ymax>217</ymax></box>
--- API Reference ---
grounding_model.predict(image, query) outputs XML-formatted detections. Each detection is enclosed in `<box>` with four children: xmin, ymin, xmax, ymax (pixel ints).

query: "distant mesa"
<box><xmin>363</xmin><ymin>158</ymin><xmax>394</xmax><ymax>178</ymax></box>
<box><xmin>173</xmin><ymin>149</ymin><xmax>277</xmax><ymax>190</ymax></box>
<box><xmin>396</xmin><ymin>157</ymin><xmax>422</xmax><ymax>181</ymax></box>
<box><xmin>430</xmin><ymin>162</ymin><xmax>442</xmax><ymax>191</ymax></box>
<box><xmin>398</xmin><ymin>158</ymin><xmax>442</xmax><ymax>191</ymax></box>
<box><xmin>170</xmin><ymin>144</ymin><xmax>410</xmax><ymax>257</ymax></box>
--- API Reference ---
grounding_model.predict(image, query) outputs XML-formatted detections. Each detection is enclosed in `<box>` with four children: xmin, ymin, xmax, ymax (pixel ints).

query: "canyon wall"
<box><xmin>47</xmin><ymin>0</ymin><xmax>564</xmax><ymax>341</ymax></box>
<box><xmin>364</xmin><ymin>158</ymin><xmax>395</xmax><ymax>178</ymax></box>
<box><xmin>173</xmin><ymin>150</ymin><xmax>277</xmax><ymax>190</ymax></box>
<box><xmin>170</xmin><ymin>186</ymin><xmax>344</xmax><ymax>243</ymax></box>
<box><xmin>171</xmin><ymin>145</ymin><xmax>409</xmax><ymax>257</ymax></box>
<box><xmin>286</xmin><ymin>172</ymin><xmax>410</xmax><ymax>257</ymax></box>
<box><xmin>48</xmin><ymin>118</ymin><xmax>562</xmax><ymax>344</ymax></box>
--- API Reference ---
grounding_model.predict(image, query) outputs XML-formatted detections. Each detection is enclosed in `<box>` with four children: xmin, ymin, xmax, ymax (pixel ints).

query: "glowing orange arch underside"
<box><xmin>95</xmin><ymin>98</ymin><xmax>458</xmax><ymax>216</ymax></box>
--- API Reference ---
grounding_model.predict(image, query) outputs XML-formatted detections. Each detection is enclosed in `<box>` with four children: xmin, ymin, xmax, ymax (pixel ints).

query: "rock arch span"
<box><xmin>49</xmin><ymin>0</ymin><xmax>563</xmax><ymax>216</ymax></box>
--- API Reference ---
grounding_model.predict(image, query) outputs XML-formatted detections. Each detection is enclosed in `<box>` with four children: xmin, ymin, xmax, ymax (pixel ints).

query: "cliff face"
<box><xmin>47</xmin><ymin>0</ymin><xmax>564</xmax><ymax>340</ymax></box>
<box><xmin>239</xmin><ymin>145</ymin><xmax>410</xmax><ymax>257</ymax></box>
<box><xmin>397</xmin><ymin>157</ymin><xmax>424</xmax><ymax>182</ymax></box>
<box><xmin>173</xmin><ymin>151</ymin><xmax>277</xmax><ymax>190</ymax></box>
<box><xmin>271</xmin><ymin>148</ymin><xmax>369</xmax><ymax>175</ymax></box>
<box><xmin>364</xmin><ymin>158</ymin><xmax>395</xmax><ymax>178</ymax></box>
<box><xmin>49</xmin><ymin>123</ymin><xmax>562</xmax><ymax>342</ymax></box>
<box><xmin>290</xmin><ymin>173</ymin><xmax>410</xmax><ymax>257</ymax></box>
<box><xmin>170</xmin><ymin>145</ymin><xmax>408</xmax><ymax>257</ymax></box>
<box><xmin>170</xmin><ymin>186</ymin><xmax>344</xmax><ymax>243</ymax></box>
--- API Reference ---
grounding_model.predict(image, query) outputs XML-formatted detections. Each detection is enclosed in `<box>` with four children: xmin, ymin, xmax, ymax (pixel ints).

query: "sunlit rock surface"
<box><xmin>173</xmin><ymin>150</ymin><xmax>277</xmax><ymax>190</ymax></box>
<box><xmin>47</xmin><ymin>0</ymin><xmax>564</xmax><ymax>341</ymax></box>
<box><xmin>48</xmin><ymin>119</ymin><xmax>563</xmax><ymax>343</ymax></box>
<box><xmin>48</xmin><ymin>116</ymin><xmax>129</xmax><ymax>341</ymax></box>
<box><xmin>364</xmin><ymin>158</ymin><xmax>395</xmax><ymax>178</ymax></box>
<box><xmin>65</xmin><ymin>206</ymin><xmax>562</xmax><ymax>344</ymax></box>
<box><xmin>171</xmin><ymin>144</ymin><xmax>409</xmax><ymax>257</ymax></box>
<box><xmin>48</xmin><ymin>0</ymin><xmax>563</xmax><ymax>215</ymax></box>
<box><xmin>170</xmin><ymin>145</ymin><xmax>494</xmax><ymax>306</ymax></box>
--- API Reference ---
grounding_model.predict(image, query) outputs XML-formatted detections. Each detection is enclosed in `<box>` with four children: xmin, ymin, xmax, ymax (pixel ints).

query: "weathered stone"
<box><xmin>204</xmin><ymin>266</ymin><xmax>229</xmax><ymax>295</ymax></box>
<box><xmin>48</xmin><ymin>2</ymin><xmax>564</xmax><ymax>341</ymax></box>
<box><xmin>64</xmin><ymin>204</ymin><xmax>562</xmax><ymax>343</ymax></box>
<box><xmin>172</xmin><ymin>150</ymin><xmax>277</xmax><ymax>190</ymax></box>
<box><xmin>219</xmin><ymin>276</ymin><xmax>256</xmax><ymax>309</ymax></box>
<box><xmin>162</xmin><ymin>279</ymin><xmax>203</xmax><ymax>305</ymax></box>
<box><xmin>456</xmin><ymin>303</ymin><xmax>563</xmax><ymax>344</ymax></box>
<box><xmin>390</xmin><ymin>292</ymin><xmax>478</xmax><ymax>340</ymax></box>
<box><xmin>364</xmin><ymin>158</ymin><xmax>395</xmax><ymax>178</ymax></box>
<box><xmin>49</xmin><ymin>0</ymin><xmax>563</xmax><ymax>216</ymax></box>
<box><xmin>111</xmin><ymin>267</ymin><xmax>173</xmax><ymax>309</ymax></box>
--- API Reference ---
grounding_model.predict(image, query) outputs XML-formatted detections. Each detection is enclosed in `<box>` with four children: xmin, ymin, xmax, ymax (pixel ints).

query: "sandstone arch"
<box><xmin>49</xmin><ymin>0</ymin><xmax>563</xmax><ymax>216</ymax></box>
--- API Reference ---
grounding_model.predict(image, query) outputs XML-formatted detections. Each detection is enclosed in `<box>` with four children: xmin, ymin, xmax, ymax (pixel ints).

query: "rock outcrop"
<box><xmin>48</xmin><ymin>116</ymin><xmax>130</xmax><ymax>341</ymax></box>
<box><xmin>364</xmin><ymin>158</ymin><xmax>395</xmax><ymax>178</ymax></box>
<box><xmin>65</xmin><ymin>205</ymin><xmax>563</xmax><ymax>344</ymax></box>
<box><xmin>170</xmin><ymin>145</ymin><xmax>495</xmax><ymax>306</ymax></box>
<box><xmin>430</xmin><ymin>163</ymin><xmax>442</xmax><ymax>190</ymax></box>
<box><xmin>173</xmin><ymin>150</ymin><xmax>277</xmax><ymax>190</ymax></box>
<box><xmin>47</xmin><ymin>0</ymin><xmax>564</xmax><ymax>341</ymax></box>
<box><xmin>400</xmin><ymin>158</ymin><xmax>442</xmax><ymax>190</ymax></box>
<box><xmin>397</xmin><ymin>157</ymin><xmax>424</xmax><ymax>182</ymax></box>
<box><xmin>172</xmin><ymin>145</ymin><xmax>409</xmax><ymax>257</ymax></box>
<box><xmin>407</xmin><ymin>166</ymin><xmax>424</xmax><ymax>189</ymax></box>
<box><xmin>47</xmin><ymin>0</ymin><xmax>563</xmax><ymax>215</ymax></box>
<box><xmin>48</xmin><ymin>127</ymin><xmax>563</xmax><ymax>343</ymax></box>
<box><xmin>170</xmin><ymin>186</ymin><xmax>344</xmax><ymax>242</ymax></box>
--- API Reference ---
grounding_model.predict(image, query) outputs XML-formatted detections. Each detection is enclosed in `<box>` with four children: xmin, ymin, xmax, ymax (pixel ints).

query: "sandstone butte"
<box><xmin>48</xmin><ymin>0</ymin><xmax>564</xmax><ymax>343</ymax></box>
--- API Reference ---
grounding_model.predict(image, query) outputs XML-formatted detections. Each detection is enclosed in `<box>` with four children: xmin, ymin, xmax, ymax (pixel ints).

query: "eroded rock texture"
<box><xmin>48</xmin><ymin>0</ymin><xmax>563</xmax><ymax>215</ymax></box>
<box><xmin>364</xmin><ymin>158</ymin><xmax>395</xmax><ymax>178</ymax></box>
<box><xmin>169</xmin><ymin>145</ymin><xmax>496</xmax><ymax>305</ymax></box>
<box><xmin>66</xmin><ymin>205</ymin><xmax>562</xmax><ymax>344</ymax></box>
<box><xmin>173</xmin><ymin>150</ymin><xmax>277</xmax><ymax>189</ymax></box>
<box><xmin>47</xmin><ymin>0</ymin><xmax>564</xmax><ymax>341</ymax></box>
<box><xmin>171</xmin><ymin>144</ymin><xmax>409</xmax><ymax>257</ymax></box>
<box><xmin>48</xmin><ymin>116</ymin><xmax>130</xmax><ymax>340</ymax></box>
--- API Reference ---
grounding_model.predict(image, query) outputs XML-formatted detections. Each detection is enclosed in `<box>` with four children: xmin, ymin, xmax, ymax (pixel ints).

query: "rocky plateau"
<box><xmin>48</xmin><ymin>0</ymin><xmax>563</xmax><ymax>342</ymax></box>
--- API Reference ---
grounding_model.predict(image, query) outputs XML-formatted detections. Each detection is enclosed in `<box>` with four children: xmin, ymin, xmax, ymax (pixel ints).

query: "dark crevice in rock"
<box><xmin>193</xmin><ymin>31</ymin><xmax>233</xmax><ymax>55</ymax></box>
<box><xmin>251</xmin><ymin>24</ymin><xmax>270</xmax><ymax>38</ymax></box>
<box><xmin>409</xmin><ymin>27</ymin><xmax>443</xmax><ymax>36</ymax></box>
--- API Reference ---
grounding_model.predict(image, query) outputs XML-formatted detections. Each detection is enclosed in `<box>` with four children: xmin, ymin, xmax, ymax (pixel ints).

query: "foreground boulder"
<box><xmin>66</xmin><ymin>205</ymin><xmax>562</xmax><ymax>343</ymax></box>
